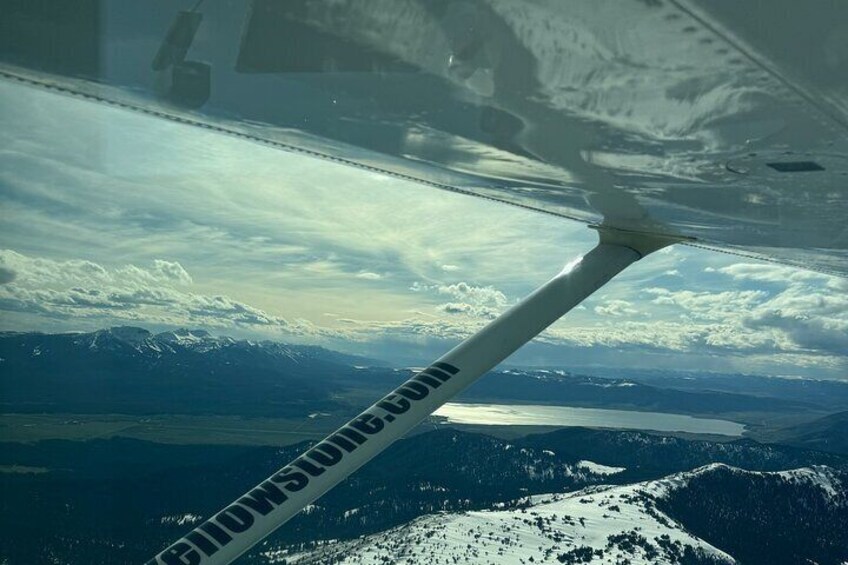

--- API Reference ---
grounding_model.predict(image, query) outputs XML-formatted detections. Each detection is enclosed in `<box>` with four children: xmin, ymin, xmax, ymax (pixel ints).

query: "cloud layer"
<box><xmin>0</xmin><ymin>250</ymin><xmax>321</xmax><ymax>336</ymax></box>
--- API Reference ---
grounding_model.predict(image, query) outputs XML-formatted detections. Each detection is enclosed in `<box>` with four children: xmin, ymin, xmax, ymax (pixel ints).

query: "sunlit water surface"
<box><xmin>434</xmin><ymin>403</ymin><xmax>746</xmax><ymax>436</ymax></box>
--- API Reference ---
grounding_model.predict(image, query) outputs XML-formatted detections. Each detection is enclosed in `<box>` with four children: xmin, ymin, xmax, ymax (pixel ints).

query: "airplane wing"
<box><xmin>2</xmin><ymin>1</ymin><xmax>845</xmax><ymax>563</ymax></box>
<box><xmin>1</xmin><ymin>0</ymin><xmax>846</xmax><ymax>274</ymax></box>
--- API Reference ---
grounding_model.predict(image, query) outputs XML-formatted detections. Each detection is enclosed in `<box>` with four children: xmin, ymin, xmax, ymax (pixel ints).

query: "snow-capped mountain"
<box><xmin>1</xmin><ymin>325</ymin><xmax>374</xmax><ymax>364</ymax></box>
<box><xmin>267</xmin><ymin>464</ymin><xmax>847</xmax><ymax>565</ymax></box>
<box><xmin>0</xmin><ymin>327</ymin><xmax>378</xmax><ymax>415</ymax></box>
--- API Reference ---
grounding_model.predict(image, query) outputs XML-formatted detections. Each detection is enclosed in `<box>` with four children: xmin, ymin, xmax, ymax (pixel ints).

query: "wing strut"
<box><xmin>148</xmin><ymin>228</ymin><xmax>678</xmax><ymax>565</ymax></box>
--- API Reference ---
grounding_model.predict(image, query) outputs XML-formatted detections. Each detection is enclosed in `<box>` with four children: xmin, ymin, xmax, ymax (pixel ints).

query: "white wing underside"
<box><xmin>2</xmin><ymin>0</ymin><xmax>847</xmax><ymax>275</ymax></box>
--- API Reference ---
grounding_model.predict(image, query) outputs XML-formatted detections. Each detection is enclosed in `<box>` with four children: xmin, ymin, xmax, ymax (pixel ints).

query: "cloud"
<box><xmin>543</xmin><ymin>320</ymin><xmax>719</xmax><ymax>351</ymax></box>
<box><xmin>290</xmin><ymin>261</ymin><xmax>845</xmax><ymax>376</ymax></box>
<box><xmin>640</xmin><ymin>264</ymin><xmax>848</xmax><ymax>358</ymax></box>
<box><xmin>594</xmin><ymin>299</ymin><xmax>638</xmax><ymax>317</ymax></box>
<box><xmin>408</xmin><ymin>281</ymin><xmax>511</xmax><ymax>319</ymax></box>
<box><xmin>438</xmin><ymin>302</ymin><xmax>475</xmax><ymax>315</ymax></box>
<box><xmin>0</xmin><ymin>249</ymin><xmax>320</xmax><ymax>336</ymax></box>
<box><xmin>151</xmin><ymin>259</ymin><xmax>193</xmax><ymax>285</ymax></box>
<box><xmin>713</xmin><ymin>264</ymin><xmax>848</xmax><ymax>355</ymax></box>
<box><xmin>321</xmin><ymin>314</ymin><xmax>489</xmax><ymax>344</ymax></box>
<box><xmin>646</xmin><ymin>287</ymin><xmax>768</xmax><ymax>321</ymax></box>
<box><xmin>435</xmin><ymin>282</ymin><xmax>507</xmax><ymax>308</ymax></box>
<box><xmin>741</xmin><ymin>288</ymin><xmax>848</xmax><ymax>354</ymax></box>
<box><xmin>441</xmin><ymin>264</ymin><xmax>460</xmax><ymax>272</ymax></box>
<box><xmin>355</xmin><ymin>271</ymin><xmax>383</xmax><ymax>280</ymax></box>
<box><xmin>718</xmin><ymin>263</ymin><xmax>825</xmax><ymax>284</ymax></box>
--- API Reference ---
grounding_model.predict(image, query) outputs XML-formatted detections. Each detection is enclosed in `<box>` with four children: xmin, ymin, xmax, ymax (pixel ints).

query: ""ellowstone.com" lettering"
<box><xmin>148</xmin><ymin>362</ymin><xmax>459</xmax><ymax>565</ymax></box>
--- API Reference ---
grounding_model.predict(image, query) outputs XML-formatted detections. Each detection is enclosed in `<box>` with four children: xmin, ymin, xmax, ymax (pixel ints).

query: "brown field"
<box><xmin>0</xmin><ymin>412</ymin><xmax>352</xmax><ymax>446</ymax></box>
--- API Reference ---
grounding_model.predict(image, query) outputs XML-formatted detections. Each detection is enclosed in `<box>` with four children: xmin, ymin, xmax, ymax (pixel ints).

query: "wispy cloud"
<box><xmin>355</xmin><ymin>271</ymin><xmax>383</xmax><ymax>281</ymax></box>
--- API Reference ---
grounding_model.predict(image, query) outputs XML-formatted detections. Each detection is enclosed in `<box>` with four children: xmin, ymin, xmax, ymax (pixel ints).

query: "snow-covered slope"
<box><xmin>268</xmin><ymin>464</ymin><xmax>845</xmax><ymax>565</ymax></box>
<box><xmin>76</xmin><ymin>326</ymin><xmax>323</xmax><ymax>360</ymax></box>
<box><xmin>266</xmin><ymin>471</ymin><xmax>730</xmax><ymax>564</ymax></box>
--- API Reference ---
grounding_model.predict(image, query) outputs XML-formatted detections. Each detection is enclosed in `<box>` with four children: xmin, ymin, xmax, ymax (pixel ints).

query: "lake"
<box><xmin>433</xmin><ymin>403</ymin><xmax>746</xmax><ymax>436</ymax></box>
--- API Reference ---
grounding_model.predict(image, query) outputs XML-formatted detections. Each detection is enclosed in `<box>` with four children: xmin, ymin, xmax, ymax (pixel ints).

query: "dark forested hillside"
<box><xmin>1</xmin><ymin>429</ymin><xmax>845</xmax><ymax>564</ymax></box>
<box><xmin>659</xmin><ymin>465</ymin><xmax>848</xmax><ymax>565</ymax></box>
<box><xmin>767</xmin><ymin>411</ymin><xmax>848</xmax><ymax>455</ymax></box>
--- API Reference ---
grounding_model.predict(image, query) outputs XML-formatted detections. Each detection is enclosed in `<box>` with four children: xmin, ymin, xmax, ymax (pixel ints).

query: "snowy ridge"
<box><xmin>575</xmin><ymin>460</ymin><xmax>626</xmax><ymax>476</ymax></box>
<box><xmin>11</xmin><ymin>325</ymin><xmax>359</xmax><ymax>364</ymax></box>
<box><xmin>644</xmin><ymin>463</ymin><xmax>847</xmax><ymax>502</ymax></box>
<box><xmin>269</xmin><ymin>465</ymin><xmax>846</xmax><ymax>565</ymax></box>
<box><xmin>777</xmin><ymin>466</ymin><xmax>843</xmax><ymax>499</ymax></box>
<box><xmin>76</xmin><ymin>326</ymin><xmax>286</xmax><ymax>357</ymax></box>
<box><xmin>500</xmin><ymin>368</ymin><xmax>637</xmax><ymax>388</ymax></box>
<box><xmin>266</xmin><ymin>475</ymin><xmax>735</xmax><ymax>564</ymax></box>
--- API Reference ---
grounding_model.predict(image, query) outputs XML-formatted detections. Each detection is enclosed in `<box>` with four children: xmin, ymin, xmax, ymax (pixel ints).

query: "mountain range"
<box><xmin>0</xmin><ymin>326</ymin><xmax>375</xmax><ymax>415</ymax></box>
<box><xmin>1</xmin><ymin>327</ymin><xmax>836</xmax><ymax>421</ymax></box>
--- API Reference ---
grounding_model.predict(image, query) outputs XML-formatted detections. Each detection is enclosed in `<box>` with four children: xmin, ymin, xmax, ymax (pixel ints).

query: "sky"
<box><xmin>1</xmin><ymin>80</ymin><xmax>846</xmax><ymax>379</ymax></box>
